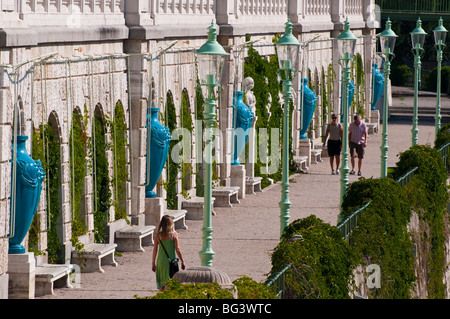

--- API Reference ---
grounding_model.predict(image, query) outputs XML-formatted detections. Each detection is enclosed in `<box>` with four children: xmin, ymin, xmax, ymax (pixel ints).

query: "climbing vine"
<box><xmin>394</xmin><ymin>145</ymin><xmax>448</xmax><ymax>298</ymax></box>
<box><xmin>270</xmin><ymin>215</ymin><xmax>354</xmax><ymax>299</ymax></box>
<box><xmin>92</xmin><ymin>113</ymin><xmax>111</xmax><ymax>243</ymax></box>
<box><xmin>321</xmin><ymin>64</ymin><xmax>336</xmax><ymax>140</ymax></box>
<box><xmin>351</xmin><ymin>53</ymin><xmax>365</xmax><ymax>117</ymax></box>
<box><xmin>112</xmin><ymin>101</ymin><xmax>128</xmax><ymax>221</ymax></box>
<box><xmin>29</xmin><ymin>126</ymin><xmax>48</xmax><ymax>256</ymax></box>
<box><xmin>181</xmin><ymin>90</ymin><xmax>193</xmax><ymax>198</ymax></box>
<box><xmin>30</xmin><ymin>123</ymin><xmax>62</xmax><ymax>263</ymax></box>
<box><xmin>70</xmin><ymin>110</ymin><xmax>88</xmax><ymax>238</ymax></box>
<box><xmin>342</xmin><ymin>178</ymin><xmax>415</xmax><ymax>299</ymax></box>
<box><xmin>195</xmin><ymin>76</ymin><xmax>205</xmax><ymax>197</ymax></box>
<box><xmin>165</xmin><ymin>92</ymin><xmax>179</xmax><ymax>210</ymax></box>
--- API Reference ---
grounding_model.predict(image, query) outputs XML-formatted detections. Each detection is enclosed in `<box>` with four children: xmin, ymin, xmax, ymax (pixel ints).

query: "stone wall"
<box><xmin>0</xmin><ymin>0</ymin><xmax>378</xmax><ymax>298</ymax></box>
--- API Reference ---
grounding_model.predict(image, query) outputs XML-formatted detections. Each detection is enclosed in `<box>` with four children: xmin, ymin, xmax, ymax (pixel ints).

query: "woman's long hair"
<box><xmin>157</xmin><ymin>215</ymin><xmax>174</xmax><ymax>238</ymax></box>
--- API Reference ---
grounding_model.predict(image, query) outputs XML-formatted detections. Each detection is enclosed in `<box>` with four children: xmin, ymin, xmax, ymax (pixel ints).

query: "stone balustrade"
<box><xmin>1</xmin><ymin>0</ymin><xmax>374</xmax><ymax>43</ymax></box>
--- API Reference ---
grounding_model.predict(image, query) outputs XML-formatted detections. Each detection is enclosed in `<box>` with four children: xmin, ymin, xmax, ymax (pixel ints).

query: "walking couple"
<box><xmin>323</xmin><ymin>114</ymin><xmax>368</xmax><ymax>176</ymax></box>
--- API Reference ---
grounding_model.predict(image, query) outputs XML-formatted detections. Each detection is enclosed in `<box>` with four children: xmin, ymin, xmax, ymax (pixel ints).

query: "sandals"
<box><xmin>350</xmin><ymin>170</ymin><xmax>362</xmax><ymax>176</ymax></box>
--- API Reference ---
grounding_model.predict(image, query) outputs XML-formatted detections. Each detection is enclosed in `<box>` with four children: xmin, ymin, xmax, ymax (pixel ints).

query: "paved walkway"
<box><xmin>37</xmin><ymin>112</ymin><xmax>439</xmax><ymax>299</ymax></box>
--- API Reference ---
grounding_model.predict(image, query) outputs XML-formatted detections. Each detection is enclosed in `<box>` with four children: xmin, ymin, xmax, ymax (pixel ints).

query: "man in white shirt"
<box><xmin>348</xmin><ymin>114</ymin><xmax>367</xmax><ymax>176</ymax></box>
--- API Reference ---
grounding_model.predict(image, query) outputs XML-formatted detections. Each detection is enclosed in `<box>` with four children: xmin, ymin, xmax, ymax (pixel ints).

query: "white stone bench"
<box><xmin>35</xmin><ymin>264</ymin><xmax>74</xmax><ymax>297</ymax></box>
<box><xmin>212</xmin><ymin>186</ymin><xmax>240</xmax><ymax>207</ymax></box>
<box><xmin>246</xmin><ymin>176</ymin><xmax>262</xmax><ymax>194</ymax></box>
<box><xmin>367</xmin><ymin>123</ymin><xmax>378</xmax><ymax>134</ymax></box>
<box><xmin>115</xmin><ymin>225</ymin><xmax>155</xmax><ymax>252</ymax></box>
<box><xmin>181</xmin><ymin>196</ymin><xmax>215</xmax><ymax>220</ymax></box>
<box><xmin>311</xmin><ymin>149</ymin><xmax>323</xmax><ymax>164</ymax></box>
<box><xmin>71</xmin><ymin>243</ymin><xmax>118</xmax><ymax>273</ymax></box>
<box><xmin>165</xmin><ymin>209</ymin><xmax>188</xmax><ymax>230</ymax></box>
<box><xmin>293</xmin><ymin>156</ymin><xmax>308</xmax><ymax>172</ymax></box>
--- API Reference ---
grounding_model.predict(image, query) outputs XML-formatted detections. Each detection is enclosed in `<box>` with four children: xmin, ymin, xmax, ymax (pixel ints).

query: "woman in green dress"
<box><xmin>152</xmin><ymin>215</ymin><xmax>186</xmax><ymax>289</ymax></box>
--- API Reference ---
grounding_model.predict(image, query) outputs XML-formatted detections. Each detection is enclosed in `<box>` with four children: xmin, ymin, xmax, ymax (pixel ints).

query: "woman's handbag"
<box><xmin>159</xmin><ymin>235</ymin><xmax>179</xmax><ymax>278</ymax></box>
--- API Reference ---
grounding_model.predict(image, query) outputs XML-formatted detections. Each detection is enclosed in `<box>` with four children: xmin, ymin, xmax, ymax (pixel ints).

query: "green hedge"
<box><xmin>270</xmin><ymin>215</ymin><xmax>354</xmax><ymax>299</ymax></box>
<box><xmin>143</xmin><ymin>276</ymin><xmax>277</xmax><ymax>299</ymax></box>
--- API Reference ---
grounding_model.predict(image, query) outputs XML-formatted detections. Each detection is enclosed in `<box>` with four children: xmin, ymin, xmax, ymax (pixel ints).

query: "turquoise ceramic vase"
<box><xmin>232</xmin><ymin>91</ymin><xmax>254</xmax><ymax>165</ymax></box>
<box><xmin>299</xmin><ymin>78</ymin><xmax>318</xmax><ymax>139</ymax></box>
<box><xmin>145</xmin><ymin>108</ymin><xmax>171</xmax><ymax>198</ymax></box>
<box><xmin>8</xmin><ymin>135</ymin><xmax>45</xmax><ymax>254</ymax></box>
<box><xmin>371</xmin><ymin>63</ymin><xmax>384</xmax><ymax>110</ymax></box>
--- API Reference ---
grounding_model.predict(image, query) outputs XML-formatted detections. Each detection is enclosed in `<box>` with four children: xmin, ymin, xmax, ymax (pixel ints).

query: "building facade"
<box><xmin>0</xmin><ymin>0</ymin><xmax>378</xmax><ymax>298</ymax></box>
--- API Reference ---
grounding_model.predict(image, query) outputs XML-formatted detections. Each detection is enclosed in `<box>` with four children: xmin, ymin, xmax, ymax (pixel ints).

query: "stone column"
<box><xmin>124</xmin><ymin>39</ymin><xmax>148</xmax><ymax>226</ymax></box>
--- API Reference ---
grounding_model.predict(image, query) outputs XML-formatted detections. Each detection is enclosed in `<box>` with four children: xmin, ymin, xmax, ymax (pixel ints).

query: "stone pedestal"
<box><xmin>299</xmin><ymin>138</ymin><xmax>312</xmax><ymax>166</ymax></box>
<box><xmin>370</xmin><ymin>110</ymin><xmax>380</xmax><ymax>125</ymax></box>
<box><xmin>0</xmin><ymin>273</ymin><xmax>8</xmax><ymax>299</ymax></box>
<box><xmin>7</xmin><ymin>253</ymin><xmax>35</xmax><ymax>299</ymax></box>
<box><xmin>144</xmin><ymin>197</ymin><xmax>165</xmax><ymax>227</ymax></box>
<box><xmin>230</xmin><ymin>165</ymin><xmax>246</xmax><ymax>199</ymax></box>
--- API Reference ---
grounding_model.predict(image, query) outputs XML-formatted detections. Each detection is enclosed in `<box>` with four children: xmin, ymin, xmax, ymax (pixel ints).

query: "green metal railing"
<box><xmin>265</xmin><ymin>264</ymin><xmax>291</xmax><ymax>299</ymax></box>
<box><xmin>396</xmin><ymin>167</ymin><xmax>419</xmax><ymax>187</ymax></box>
<box><xmin>337</xmin><ymin>201</ymin><xmax>371</xmax><ymax>241</ymax></box>
<box><xmin>377</xmin><ymin>0</ymin><xmax>450</xmax><ymax>14</ymax></box>
<box><xmin>336</xmin><ymin>166</ymin><xmax>418</xmax><ymax>240</ymax></box>
<box><xmin>439</xmin><ymin>142</ymin><xmax>450</xmax><ymax>163</ymax></box>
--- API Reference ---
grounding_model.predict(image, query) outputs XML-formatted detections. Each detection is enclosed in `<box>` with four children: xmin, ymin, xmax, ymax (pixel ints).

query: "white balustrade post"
<box><xmin>216</xmin><ymin>0</ymin><xmax>233</xmax><ymax>25</ymax></box>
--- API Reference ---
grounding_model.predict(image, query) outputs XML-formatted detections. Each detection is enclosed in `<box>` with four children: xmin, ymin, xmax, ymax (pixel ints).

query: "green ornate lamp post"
<box><xmin>379</xmin><ymin>18</ymin><xmax>397</xmax><ymax>178</ymax></box>
<box><xmin>275</xmin><ymin>19</ymin><xmax>301</xmax><ymax>237</ymax></box>
<box><xmin>433</xmin><ymin>18</ymin><xmax>447</xmax><ymax>138</ymax></box>
<box><xmin>196</xmin><ymin>21</ymin><xmax>229</xmax><ymax>267</ymax></box>
<box><xmin>410</xmin><ymin>18</ymin><xmax>427</xmax><ymax>146</ymax></box>
<box><xmin>336</xmin><ymin>19</ymin><xmax>357</xmax><ymax>223</ymax></box>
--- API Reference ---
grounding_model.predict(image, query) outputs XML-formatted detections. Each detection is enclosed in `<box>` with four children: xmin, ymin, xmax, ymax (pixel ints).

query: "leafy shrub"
<box><xmin>390</xmin><ymin>64</ymin><xmax>412</xmax><ymax>86</ymax></box>
<box><xmin>233</xmin><ymin>275</ymin><xmax>277</xmax><ymax>299</ymax></box>
<box><xmin>425</xmin><ymin>66</ymin><xmax>450</xmax><ymax>94</ymax></box>
<box><xmin>148</xmin><ymin>279</ymin><xmax>234</xmax><ymax>299</ymax></box>
<box><xmin>270</xmin><ymin>215</ymin><xmax>353</xmax><ymax>299</ymax></box>
<box><xmin>394</xmin><ymin>145</ymin><xmax>448</xmax><ymax>298</ymax></box>
<box><xmin>145</xmin><ymin>276</ymin><xmax>277</xmax><ymax>299</ymax></box>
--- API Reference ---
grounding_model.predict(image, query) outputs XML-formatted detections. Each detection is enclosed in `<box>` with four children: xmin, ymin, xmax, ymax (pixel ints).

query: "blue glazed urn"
<box><xmin>371</xmin><ymin>63</ymin><xmax>384</xmax><ymax>110</ymax></box>
<box><xmin>145</xmin><ymin>108</ymin><xmax>171</xmax><ymax>198</ymax></box>
<box><xmin>8</xmin><ymin>135</ymin><xmax>45</xmax><ymax>254</ymax></box>
<box><xmin>299</xmin><ymin>78</ymin><xmax>318</xmax><ymax>139</ymax></box>
<box><xmin>232</xmin><ymin>91</ymin><xmax>254</xmax><ymax>165</ymax></box>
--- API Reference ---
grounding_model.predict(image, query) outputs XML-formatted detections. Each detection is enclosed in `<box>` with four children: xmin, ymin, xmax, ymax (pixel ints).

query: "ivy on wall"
<box><xmin>29</xmin><ymin>126</ymin><xmax>48</xmax><ymax>256</ymax></box>
<box><xmin>165</xmin><ymin>92</ymin><xmax>179</xmax><ymax>210</ymax></box>
<box><xmin>349</xmin><ymin>53</ymin><xmax>365</xmax><ymax>118</ymax></box>
<box><xmin>30</xmin><ymin>123</ymin><xmax>62</xmax><ymax>263</ymax></box>
<box><xmin>394</xmin><ymin>145</ymin><xmax>449</xmax><ymax>299</ymax></box>
<box><xmin>270</xmin><ymin>215</ymin><xmax>354</xmax><ymax>299</ymax></box>
<box><xmin>112</xmin><ymin>101</ymin><xmax>128</xmax><ymax>221</ymax></box>
<box><xmin>195</xmin><ymin>77</ymin><xmax>205</xmax><ymax>197</ymax></box>
<box><xmin>342</xmin><ymin>178</ymin><xmax>415</xmax><ymax>299</ymax></box>
<box><xmin>70</xmin><ymin>110</ymin><xmax>88</xmax><ymax>238</ymax></box>
<box><xmin>271</xmin><ymin>143</ymin><xmax>448</xmax><ymax>299</ymax></box>
<box><xmin>93</xmin><ymin>112</ymin><xmax>111</xmax><ymax>243</ymax></box>
<box><xmin>181</xmin><ymin>90</ymin><xmax>193</xmax><ymax>197</ymax></box>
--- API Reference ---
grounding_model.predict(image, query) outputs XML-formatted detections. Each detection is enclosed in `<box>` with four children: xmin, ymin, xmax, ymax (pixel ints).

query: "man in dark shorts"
<box><xmin>323</xmin><ymin>114</ymin><xmax>343</xmax><ymax>175</ymax></box>
<box><xmin>348</xmin><ymin>114</ymin><xmax>367</xmax><ymax>176</ymax></box>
